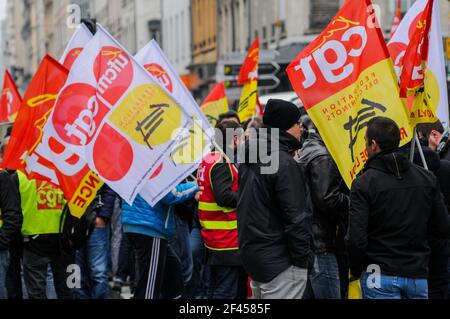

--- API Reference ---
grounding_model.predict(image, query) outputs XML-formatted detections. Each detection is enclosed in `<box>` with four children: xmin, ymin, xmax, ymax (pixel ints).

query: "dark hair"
<box><xmin>366</xmin><ymin>117</ymin><xmax>401</xmax><ymax>152</ymax></box>
<box><xmin>215</xmin><ymin>120</ymin><xmax>244</xmax><ymax>151</ymax></box>
<box><xmin>416</xmin><ymin>121</ymin><xmax>445</xmax><ymax>139</ymax></box>
<box><xmin>217</xmin><ymin>111</ymin><xmax>240</xmax><ymax>126</ymax></box>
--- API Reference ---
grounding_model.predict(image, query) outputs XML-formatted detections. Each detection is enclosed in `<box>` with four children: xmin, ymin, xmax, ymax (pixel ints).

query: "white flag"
<box><xmin>41</xmin><ymin>24</ymin><xmax>193</xmax><ymax>204</ymax></box>
<box><xmin>60</xmin><ymin>23</ymin><xmax>94</xmax><ymax>69</ymax></box>
<box><xmin>135</xmin><ymin>40</ymin><xmax>212</xmax><ymax>206</ymax></box>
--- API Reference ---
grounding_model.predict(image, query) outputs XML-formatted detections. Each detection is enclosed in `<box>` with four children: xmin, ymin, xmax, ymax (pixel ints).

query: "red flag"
<box><xmin>2</xmin><ymin>55</ymin><xmax>68</xmax><ymax>172</ymax></box>
<box><xmin>286</xmin><ymin>0</ymin><xmax>412</xmax><ymax>187</ymax></box>
<box><xmin>201</xmin><ymin>82</ymin><xmax>229</xmax><ymax>126</ymax></box>
<box><xmin>390</xmin><ymin>0</ymin><xmax>402</xmax><ymax>39</ymax></box>
<box><xmin>237</xmin><ymin>38</ymin><xmax>259</xmax><ymax>85</ymax></box>
<box><xmin>0</xmin><ymin>70</ymin><xmax>22</xmax><ymax>123</ymax></box>
<box><xmin>399</xmin><ymin>0</ymin><xmax>433</xmax><ymax>98</ymax></box>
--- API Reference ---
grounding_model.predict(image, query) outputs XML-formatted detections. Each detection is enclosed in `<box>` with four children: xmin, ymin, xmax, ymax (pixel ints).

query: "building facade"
<box><xmin>191</xmin><ymin>0</ymin><xmax>218</xmax><ymax>100</ymax></box>
<box><xmin>162</xmin><ymin>0</ymin><xmax>191</xmax><ymax>75</ymax></box>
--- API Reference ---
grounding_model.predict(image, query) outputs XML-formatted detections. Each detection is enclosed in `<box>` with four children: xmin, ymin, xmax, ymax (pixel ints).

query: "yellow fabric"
<box><xmin>198</xmin><ymin>201</ymin><xmax>235</xmax><ymax>213</ymax></box>
<box><xmin>200</xmin><ymin>220</ymin><xmax>238</xmax><ymax>231</ymax></box>
<box><xmin>18</xmin><ymin>171</ymin><xmax>66</xmax><ymax>236</ymax></box>
<box><xmin>348</xmin><ymin>279</ymin><xmax>363</xmax><ymax>300</ymax></box>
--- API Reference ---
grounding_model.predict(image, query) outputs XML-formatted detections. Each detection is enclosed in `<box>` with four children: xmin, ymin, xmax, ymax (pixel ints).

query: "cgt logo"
<box><xmin>52</xmin><ymin>83</ymin><xmax>110</xmax><ymax>147</ymax></box>
<box><xmin>94</xmin><ymin>46</ymin><xmax>134</xmax><ymax>106</ymax></box>
<box><xmin>293</xmin><ymin>17</ymin><xmax>367</xmax><ymax>89</ymax></box>
<box><xmin>144</xmin><ymin>64</ymin><xmax>173</xmax><ymax>93</ymax></box>
<box><xmin>36</xmin><ymin>180</ymin><xmax>65</xmax><ymax>210</ymax></box>
<box><xmin>51</xmin><ymin>82</ymin><xmax>134</xmax><ymax>182</ymax></box>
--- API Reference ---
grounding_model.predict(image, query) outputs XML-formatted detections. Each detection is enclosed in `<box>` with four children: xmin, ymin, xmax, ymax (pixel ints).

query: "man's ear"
<box><xmin>370</xmin><ymin>139</ymin><xmax>379</xmax><ymax>152</ymax></box>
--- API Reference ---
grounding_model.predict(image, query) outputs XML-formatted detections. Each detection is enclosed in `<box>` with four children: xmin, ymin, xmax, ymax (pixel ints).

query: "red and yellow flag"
<box><xmin>287</xmin><ymin>0</ymin><xmax>412</xmax><ymax>188</ymax></box>
<box><xmin>238</xmin><ymin>38</ymin><xmax>259</xmax><ymax>122</ymax></box>
<box><xmin>201</xmin><ymin>82</ymin><xmax>229</xmax><ymax>127</ymax></box>
<box><xmin>399</xmin><ymin>0</ymin><xmax>432</xmax><ymax>99</ymax></box>
<box><xmin>2</xmin><ymin>55</ymin><xmax>68</xmax><ymax>172</ymax></box>
<box><xmin>0</xmin><ymin>70</ymin><xmax>22</xmax><ymax>123</ymax></box>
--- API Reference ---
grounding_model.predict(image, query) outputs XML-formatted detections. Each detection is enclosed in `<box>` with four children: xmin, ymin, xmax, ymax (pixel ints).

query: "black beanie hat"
<box><xmin>263</xmin><ymin>99</ymin><xmax>302</xmax><ymax>131</ymax></box>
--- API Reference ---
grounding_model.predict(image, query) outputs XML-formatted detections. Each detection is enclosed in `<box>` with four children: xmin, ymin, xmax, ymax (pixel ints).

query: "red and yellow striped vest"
<box><xmin>197</xmin><ymin>152</ymin><xmax>239</xmax><ymax>252</ymax></box>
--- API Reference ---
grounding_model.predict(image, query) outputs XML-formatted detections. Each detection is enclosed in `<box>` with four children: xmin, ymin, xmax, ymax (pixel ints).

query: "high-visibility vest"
<box><xmin>17</xmin><ymin>171</ymin><xmax>66</xmax><ymax>236</ymax></box>
<box><xmin>197</xmin><ymin>152</ymin><xmax>239</xmax><ymax>252</ymax></box>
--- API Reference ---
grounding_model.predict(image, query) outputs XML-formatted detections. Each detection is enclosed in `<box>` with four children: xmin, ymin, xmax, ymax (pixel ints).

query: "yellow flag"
<box><xmin>238</xmin><ymin>80</ymin><xmax>258</xmax><ymax>123</ymax></box>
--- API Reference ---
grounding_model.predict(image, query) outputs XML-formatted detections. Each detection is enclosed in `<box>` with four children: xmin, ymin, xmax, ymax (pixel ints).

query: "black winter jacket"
<box><xmin>347</xmin><ymin>150</ymin><xmax>450</xmax><ymax>279</ymax></box>
<box><xmin>298</xmin><ymin>133</ymin><xmax>349</xmax><ymax>254</ymax></box>
<box><xmin>238</xmin><ymin>128</ymin><xmax>313</xmax><ymax>283</ymax></box>
<box><xmin>0</xmin><ymin>171</ymin><xmax>22</xmax><ymax>251</ymax></box>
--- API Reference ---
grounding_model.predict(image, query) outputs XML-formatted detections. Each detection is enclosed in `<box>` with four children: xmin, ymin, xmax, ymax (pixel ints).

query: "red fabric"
<box><xmin>197</xmin><ymin>152</ymin><xmax>239</xmax><ymax>251</ymax></box>
<box><xmin>238</xmin><ymin>38</ymin><xmax>259</xmax><ymax>85</ymax></box>
<box><xmin>399</xmin><ymin>0</ymin><xmax>433</xmax><ymax>97</ymax></box>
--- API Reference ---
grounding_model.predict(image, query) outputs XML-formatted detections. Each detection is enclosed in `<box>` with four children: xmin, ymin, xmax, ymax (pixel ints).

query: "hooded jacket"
<box><xmin>238</xmin><ymin>127</ymin><xmax>313</xmax><ymax>283</ymax></box>
<box><xmin>347</xmin><ymin>150</ymin><xmax>450</xmax><ymax>279</ymax></box>
<box><xmin>298</xmin><ymin>133</ymin><xmax>349</xmax><ymax>254</ymax></box>
<box><xmin>122</xmin><ymin>182</ymin><xmax>199</xmax><ymax>240</ymax></box>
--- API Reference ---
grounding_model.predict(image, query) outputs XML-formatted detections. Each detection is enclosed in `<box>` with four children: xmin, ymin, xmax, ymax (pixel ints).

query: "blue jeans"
<box><xmin>307</xmin><ymin>253</ymin><xmax>341</xmax><ymax>299</ymax></box>
<box><xmin>0</xmin><ymin>250</ymin><xmax>10</xmax><ymax>299</ymax></box>
<box><xmin>360</xmin><ymin>272</ymin><xmax>428</xmax><ymax>299</ymax></box>
<box><xmin>74</xmin><ymin>226</ymin><xmax>110</xmax><ymax>299</ymax></box>
<box><xmin>185</xmin><ymin>227</ymin><xmax>209</xmax><ymax>299</ymax></box>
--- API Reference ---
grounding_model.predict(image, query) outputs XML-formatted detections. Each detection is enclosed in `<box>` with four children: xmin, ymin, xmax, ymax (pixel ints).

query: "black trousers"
<box><xmin>6</xmin><ymin>236</ymin><xmax>24</xmax><ymax>299</ymax></box>
<box><xmin>22</xmin><ymin>248</ymin><xmax>74</xmax><ymax>299</ymax></box>
<box><xmin>127</xmin><ymin>233</ymin><xmax>183</xmax><ymax>299</ymax></box>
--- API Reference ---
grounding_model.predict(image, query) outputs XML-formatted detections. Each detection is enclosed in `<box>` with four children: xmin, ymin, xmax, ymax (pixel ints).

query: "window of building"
<box><xmin>309</xmin><ymin>0</ymin><xmax>340</xmax><ymax>33</ymax></box>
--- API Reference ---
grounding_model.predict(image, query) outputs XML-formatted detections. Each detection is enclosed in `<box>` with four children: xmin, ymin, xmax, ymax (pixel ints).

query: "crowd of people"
<box><xmin>0</xmin><ymin>98</ymin><xmax>450</xmax><ymax>300</ymax></box>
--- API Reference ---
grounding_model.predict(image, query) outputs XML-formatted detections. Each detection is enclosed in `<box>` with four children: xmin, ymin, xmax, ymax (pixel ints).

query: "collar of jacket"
<box><xmin>363</xmin><ymin>149</ymin><xmax>411</xmax><ymax>180</ymax></box>
<box><xmin>261</xmin><ymin>125</ymin><xmax>303</xmax><ymax>153</ymax></box>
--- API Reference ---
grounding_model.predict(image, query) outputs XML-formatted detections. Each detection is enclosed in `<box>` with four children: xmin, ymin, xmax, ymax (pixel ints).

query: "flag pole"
<box><xmin>410</xmin><ymin>128</ymin><xmax>416</xmax><ymax>162</ymax></box>
<box><xmin>415</xmin><ymin>130</ymin><xmax>429</xmax><ymax>170</ymax></box>
<box><xmin>410</xmin><ymin>127</ymin><xmax>428</xmax><ymax>170</ymax></box>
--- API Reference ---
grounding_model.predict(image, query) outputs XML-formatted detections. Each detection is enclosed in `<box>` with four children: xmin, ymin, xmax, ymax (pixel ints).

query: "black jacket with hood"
<box><xmin>238</xmin><ymin>127</ymin><xmax>313</xmax><ymax>283</ymax></box>
<box><xmin>347</xmin><ymin>150</ymin><xmax>450</xmax><ymax>279</ymax></box>
<box><xmin>298</xmin><ymin>133</ymin><xmax>349</xmax><ymax>254</ymax></box>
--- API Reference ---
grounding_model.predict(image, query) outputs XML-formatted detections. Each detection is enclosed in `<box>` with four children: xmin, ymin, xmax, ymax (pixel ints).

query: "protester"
<box><xmin>415</xmin><ymin>124</ymin><xmax>450</xmax><ymax>299</ymax></box>
<box><xmin>217</xmin><ymin>111</ymin><xmax>241</xmax><ymax>125</ymax></box>
<box><xmin>74</xmin><ymin>185</ymin><xmax>116</xmax><ymax>299</ymax></box>
<box><xmin>0</xmin><ymin>135</ymin><xmax>24</xmax><ymax>300</ymax></box>
<box><xmin>347</xmin><ymin>117</ymin><xmax>450</xmax><ymax>300</ymax></box>
<box><xmin>121</xmin><ymin>182</ymin><xmax>199</xmax><ymax>299</ymax></box>
<box><xmin>197</xmin><ymin>120</ymin><xmax>245</xmax><ymax>299</ymax></box>
<box><xmin>0</xmin><ymin>140</ymin><xmax>22</xmax><ymax>300</ymax></box>
<box><xmin>297</xmin><ymin>115</ymin><xmax>349</xmax><ymax>300</ymax></box>
<box><xmin>19</xmin><ymin>175</ymin><xmax>72</xmax><ymax>299</ymax></box>
<box><xmin>238</xmin><ymin>99</ymin><xmax>313</xmax><ymax>299</ymax></box>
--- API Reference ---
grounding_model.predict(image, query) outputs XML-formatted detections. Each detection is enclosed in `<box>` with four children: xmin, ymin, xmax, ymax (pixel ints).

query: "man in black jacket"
<box><xmin>298</xmin><ymin>116</ymin><xmax>349</xmax><ymax>299</ymax></box>
<box><xmin>0</xmin><ymin>137</ymin><xmax>23</xmax><ymax>299</ymax></box>
<box><xmin>0</xmin><ymin>171</ymin><xmax>22</xmax><ymax>299</ymax></box>
<box><xmin>347</xmin><ymin>117</ymin><xmax>450</xmax><ymax>299</ymax></box>
<box><xmin>415</xmin><ymin>124</ymin><xmax>450</xmax><ymax>299</ymax></box>
<box><xmin>238</xmin><ymin>99</ymin><xmax>313</xmax><ymax>299</ymax></box>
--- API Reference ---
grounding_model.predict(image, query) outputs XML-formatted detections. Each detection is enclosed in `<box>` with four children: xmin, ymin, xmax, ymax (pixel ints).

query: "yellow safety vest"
<box><xmin>17</xmin><ymin>171</ymin><xmax>66</xmax><ymax>236</ymax></box>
